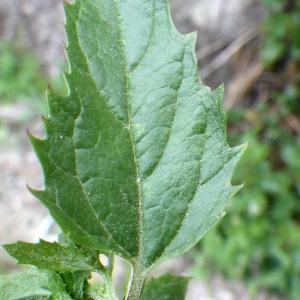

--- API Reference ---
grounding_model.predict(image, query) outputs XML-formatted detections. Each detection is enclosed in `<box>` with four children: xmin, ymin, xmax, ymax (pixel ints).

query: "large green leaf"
<box><xmin>30</xmin><ymin>0</ymin><xmax>245</xmax><ymax>274</ymax></box>
<box><xmin>141</xmin><ymin>274</ymin><xmax>190</xmax><ymax>300</ymax></box>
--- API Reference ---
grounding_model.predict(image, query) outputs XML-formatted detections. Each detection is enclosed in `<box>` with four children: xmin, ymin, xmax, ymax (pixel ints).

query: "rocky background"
<box><xmin>0</xmin><ymin>0</ymin><xmax>264</xmax><ymax>89</ymax></box>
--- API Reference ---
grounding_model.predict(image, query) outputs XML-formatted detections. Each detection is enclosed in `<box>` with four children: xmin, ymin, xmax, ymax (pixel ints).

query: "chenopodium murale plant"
<box><xmin>1</xmin><ymin>0</ymin><xmax>246</xmax><ymax>299</ymax></box>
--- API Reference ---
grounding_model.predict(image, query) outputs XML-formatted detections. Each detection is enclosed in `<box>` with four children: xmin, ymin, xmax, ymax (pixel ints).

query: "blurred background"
<box><xmin>0</xmin><ymin>0</ymin><xmax>299</xmax><ymax>299</ymax></box>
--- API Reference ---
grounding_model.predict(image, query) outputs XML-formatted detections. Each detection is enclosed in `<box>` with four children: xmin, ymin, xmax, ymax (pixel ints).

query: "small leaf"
<box><xmin>58</xmin><ymin>233</ymin><xmax>94</xmax><ymax>299</ymax></box>
<box><xmin>4</xmin><ymin>240</ymin><xmax>101</xmax><ymax>272</ymax></box>
<box><xmin>46</xmin><ymin>271</ymin><xmax>74</xmax><ymax>300</ymax></box>
<box><xmin>60</xmin><ymin>271</ymin><xmax>90</xmax><ymax>300</ymax></box>
<box><xmin>141</xmin><ymin>274</ymin><xmax>190</xmax><ymax>300</ymax></box>
<box><xmin>0</xmin><ymin>268</ymin><xmax>72</xmax><ymax>300</ymax></box>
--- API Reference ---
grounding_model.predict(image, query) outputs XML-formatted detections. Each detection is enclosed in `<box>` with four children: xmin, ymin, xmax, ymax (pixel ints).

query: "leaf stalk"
<box><xmin>125</xmin><ymin>262</ymin><xmax>146</xmax><ymax>300</ymax></box>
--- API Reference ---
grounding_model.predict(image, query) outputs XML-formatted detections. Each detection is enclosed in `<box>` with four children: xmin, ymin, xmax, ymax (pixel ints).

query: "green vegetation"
<box><xmin>0</xmin><ymin>40</ymin><xmax>46</xmax><ymax>103</ymax></box>
<box><xmin>260</xmin><ymin>0</ymin><xmax>300</xmax><ymax>67</ymax></box>
<box><xmin>196</xmin><ymin>1</ymin><xmax>300</xmax><ymax>298</ymax></box>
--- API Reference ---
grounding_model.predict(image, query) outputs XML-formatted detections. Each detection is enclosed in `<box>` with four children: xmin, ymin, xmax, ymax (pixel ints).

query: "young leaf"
<box><xmin>28</xmin><ymin>0</ymin><xmax>245</xmax><ymax>297</ymax></box>
<box><xmin>4</xmin><ymin>240</ymin><xmax>101</xmax><ymax>272</ymax></box>
<box><xmin>141</xmin><ymin>274</ymin><xmax>190</xmax><ymax>300</ymax></box>
<box><xmin>58</xmin><ymin>233</ymin><xmax>96</xmax><ymax>300</ymax></box>
<box><xmin>46</xmin><ymin>271</ymin><xmax>74</xmax><ymax>300</ymax></box>
<box><xmin>0</xmin><ymin>268</ymin><xmax>72</xmax><ymax>300</ymax></box>
<box><xmin>60</xmin><ymin>271</ymin><xmax>90</xmax><ymax>300</ymax></box>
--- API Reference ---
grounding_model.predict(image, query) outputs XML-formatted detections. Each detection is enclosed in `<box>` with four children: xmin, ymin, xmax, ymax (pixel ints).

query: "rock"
<box><xmin>0</xmin><ymin>0</ymin><xmax>19</xmax><ymax>38</ymax></box>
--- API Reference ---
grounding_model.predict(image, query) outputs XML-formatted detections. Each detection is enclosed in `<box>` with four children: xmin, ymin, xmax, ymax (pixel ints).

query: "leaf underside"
<box><xmin>28</xmin><ymin>0</ymin><xmax>245</xmax><ymax>272</ymax></box>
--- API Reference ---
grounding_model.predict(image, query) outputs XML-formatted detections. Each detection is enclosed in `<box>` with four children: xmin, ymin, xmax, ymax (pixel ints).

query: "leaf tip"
<box><xmin>186</xmin><ymin>31</ymin><xmax>197</xmax><ymax>46</ymax></box>
<box><xmin>237</xmin><ymin>142</ymin><xmax>248</xmax><ymax>157</ymax></box>
<box><xmin>27</xmin><ymin>130</ymin><xmax>39</xmax><ymax>143</ymax></box>
<box><xmin>230</xmin><ymin>184</ymin><xmax>244</xmax><ymax>197</ymax></box>
<box><xmin>26</xmin><ymin>129</ymin><xmax>33</xmax><ymax>139</ymax></box>
<box><xmin>27</xmin><ymin>185</ymin><xmax>44</xmax><ymax>198</ymax></box>
<box><xmin>2</xmin><ymin>243</ymin><xmax>12</xmax><ymax>253</ymax></box>
<box><xmin>3</xmin><ymin>242</ymin><xmax>24</xmax><ymax>264</ymax></box>
<box><xmin>47</xmin><ymin>84</ymin><xmax>53</xmax><ymax>92</ymax></box>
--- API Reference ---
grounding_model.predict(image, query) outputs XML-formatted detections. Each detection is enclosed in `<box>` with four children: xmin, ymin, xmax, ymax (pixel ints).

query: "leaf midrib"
<box><xmin>111</xmin><ymin>0</ymin><xmax>143</xmax><ymax>262</ymax></box>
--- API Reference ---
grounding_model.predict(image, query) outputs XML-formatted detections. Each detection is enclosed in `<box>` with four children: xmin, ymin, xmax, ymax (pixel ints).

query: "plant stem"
<box><xmin>125</xmin><ymin>263</ymin><xmax>146</xmax><ymax>300</ymax></box>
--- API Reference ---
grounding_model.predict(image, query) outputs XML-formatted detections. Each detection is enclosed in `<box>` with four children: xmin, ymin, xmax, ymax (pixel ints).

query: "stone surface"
<box><xmin>0</xmin><ymin>0</ymin><xmax>19</xmax><ymax>38</ymax></box>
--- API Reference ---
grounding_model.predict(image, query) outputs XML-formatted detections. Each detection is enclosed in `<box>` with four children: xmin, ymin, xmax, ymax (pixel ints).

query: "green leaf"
<box><xmin>0</xmin><ymin>268</ymin><xmax>72</xmax><ymax>300</ymax></box>
<box><xmin>46</xmin><ymin>271</ymin><xmax>74</xmax><ymax>300</ymax></box>
<box><xmin>141</xmin><ymin>274</ymin><xmax>190</xmax><ymax>300</ymax></box>
<box><xmin>4</xmin><ymin>240</ymin><xmax>101</xmax><ymax>272</ymax></box>
<box><xmin>30</xmin><ymin>0</ymin><xmax>245</xmax><ymax>277</ymax></box>
<box><xmin>0</xmin><ymin>269</ymin><xmax>51</xmax><ymax>300</ymax></box>
<box><xmin>57</xmin><ymin>234</ymin><xmax>93</xmax><ymax>299</ymax></box>
<box><xmin>60</xmin><ymin>271</ymin><xmax>90</xmax><ymax>300</ymax></box>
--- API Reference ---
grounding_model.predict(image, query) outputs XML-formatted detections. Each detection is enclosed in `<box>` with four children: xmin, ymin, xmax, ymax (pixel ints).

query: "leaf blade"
<box><xmin>32</xmin><ymin>0</ymin><xmax>245</xmax><ymax>272</ymax></box>
<box><xmin>4</xmin><ymin>240</ymin><xmax>100</xmax><ymax>272</ymax></box>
